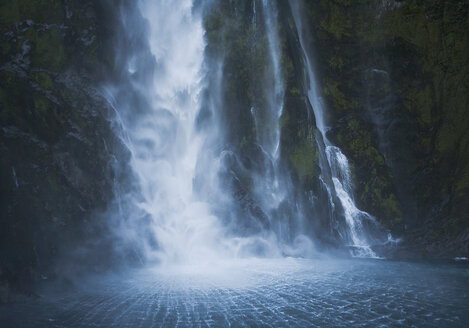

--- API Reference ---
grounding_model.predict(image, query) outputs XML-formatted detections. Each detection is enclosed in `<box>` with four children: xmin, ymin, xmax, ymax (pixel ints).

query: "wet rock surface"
<box><xmin>299</xmin><ymin>0</ymin><xmax>469</xmax><ymax>258</ymax></box>
<box><xmin>0</xmin><ymin>0</ymin><xmax>133</xmax><ymax>301</ymax></box>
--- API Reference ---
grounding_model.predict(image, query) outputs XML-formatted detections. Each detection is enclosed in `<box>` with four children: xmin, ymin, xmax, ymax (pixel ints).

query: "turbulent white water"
<box><xmin>109</xmin><ymin>0</ymin><xmax>232</xmax><ymax>265</ymax></box>
<box><xmin>105</xmin><ymin>0</ymin><xmax>302</xmax><ymax>266</ymax></box>
<box><xmin>290</xmin><ymin>1</ymin><xmax>382</xmax><ymax>258</ymax></box>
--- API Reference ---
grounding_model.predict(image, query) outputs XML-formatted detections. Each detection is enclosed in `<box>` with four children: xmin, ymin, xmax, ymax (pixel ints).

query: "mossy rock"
<box><xmin>0</xmin><ymin>0</ymin><xmax>64</xmax><ymax>32</ymax></box>
<box><xmin>290</xmin><ymin>138</ymin><xmax>319</xmax><ymax>183</ymax></box>
<box><xmin>29</xmin><ymin>27</ymin><xmax>66</xmax><ymax>70</ymax></box>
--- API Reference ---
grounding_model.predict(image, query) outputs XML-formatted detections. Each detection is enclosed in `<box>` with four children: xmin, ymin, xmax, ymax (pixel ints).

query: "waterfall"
<box><xmin>103</xmin><ymin>0</ymin><xmax>234</xmax><ymax>266</ymax></box>
<box><xmin>248</xmin><ymin>1</ymin><xmax>313</xmax><ymax>254</ymax></box>
<box><xmin>104</xmin><ymin>0</ymin><xmax>384</xmax><ymax>264</ymax></box>
<box><xmin>103</xmin><ymin>0</ymin><xmax>301</xmax><ymax>266</ymax></box>
<box><xmin>251</xmin><ymin>1</ymin><xmax>286</xmax><ymax>231</ymax></box>
<box><xmin>290</xmin><ymin>0</ymin><xmax>382</xmax><ymax>258</ymax></box>
<box><xmin>260</xmin><ymin>0</ymin><xmax>284</xmax><ymax>160</ymax></box>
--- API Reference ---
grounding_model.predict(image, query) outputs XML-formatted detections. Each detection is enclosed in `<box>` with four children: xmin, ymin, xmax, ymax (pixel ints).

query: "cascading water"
<box><xmin>244</xmin><ymin>1</ymin><xmax>314</xmax><ymax>255</ymax></box>
<box><xmin>105</xmin><ymin>0</ymin><xmax>234</xmax><ymax>265</ymax></box>
<box><xmin>104</xmin><ymin>0</ymin><xmax>300</xmax><ymax>266</ymax></box>
<box><xmin>290</xmin><ymin>0</ymin><xmax>384</xmax><ymax>258</ymax></box>
<box><xmin>258</xmin><ymin>0</ymin><xmax>284</xmax><ymax>160</ymax></box>
<box><xmin>250</xmin><ymin>1</ymin><xmax>288</xmax><ymax>238</ymax></box>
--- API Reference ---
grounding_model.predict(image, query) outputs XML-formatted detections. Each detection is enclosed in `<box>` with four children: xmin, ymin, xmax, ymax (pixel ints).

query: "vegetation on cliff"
<box><xmin>303</xmin><ymin>0</ymin><xmax>469</xmax><ymax>255</ymax></box>
<box><xmin>0</xmin><ymin>0</ymin><xmax>132</xmax><ymax>302</ymax></box>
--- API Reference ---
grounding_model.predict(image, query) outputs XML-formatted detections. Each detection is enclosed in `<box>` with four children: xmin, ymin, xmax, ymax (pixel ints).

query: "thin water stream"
<box><xmin>290</xmin><ymin>1</ymin><xmax>387</xmax><ymax>257</ymax></box>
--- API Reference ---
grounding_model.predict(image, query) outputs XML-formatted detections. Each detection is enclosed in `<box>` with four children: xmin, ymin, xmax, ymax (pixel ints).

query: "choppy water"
<box><xmin>1</xmin><ymin>258</ymin><xmax>468</xmax><ymax>327</ymax></box>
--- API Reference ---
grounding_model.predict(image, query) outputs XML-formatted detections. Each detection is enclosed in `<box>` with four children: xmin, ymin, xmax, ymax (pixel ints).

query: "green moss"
<box><xmin>456</xmin><ymin>166</ymin><xmax>469</xmax><ymax>196</ymax></box>
<box><xmin>360</xmin><ymin>176</ymin><xmax>403</xmax><ymax>228</ymax></box>
<box><xmin>0</xmin><ymin>0</ymin><xmax>65</xmax><ymax>33</ymax></box>
<box><xmin>319</xmin><ymin>5</ymin><xmax>352</xmax><ymax>40</ymax></box>
<box><xmin>328</xmin><ymin>56</ymin><xmax>345</xmax><ymax>70</ymax></box>
<box><xmin>289</xmin><ymin>87</ymin><xmax>301</xmax><ymax>97</ymax></box>
<box><xmin>31</xmin><ymin>94</ymin><xmax>66</xmax><ymax>138</ymax></box>
<box><xmin>342</xmin><ymin>118</ymin><xmax>386</xmax><ymax>168</ymax></box>
<box><xmin>333</xmin><ymin>0</ymin><xmax>352</xmax><ymax>5</ymax></box>
<box><xmin>323</xmin><ymin>80</ymin><xmax>355</xmax><ymax>111</ymax></box>
<box><xmin>33</xmin><ymin>72</ymin><xmax>54</xmax><ymax>90</ymax></box>
<box><xmin>290</xmin><ymin>139</ymin><xmax>319</xmax><ymax>181</ymax></box>
<box><xmin>33</xmin><ymin>27</ymin><xmax>65</xmax><ymax>70</ymax></box>
<box><xmin>405</xmin><ymin>86</ymin><xmax>433</xmax><ymax>126</ymax></box>
<box><xmin>34</xmin><ymin>97</ymin><xmax>49</xmax><ymax>114</ymax></box>
<box><xmin>347</xmin><ymin>118</ymin><xmax>359</xmax><ymax>130</ymax></box>
<box><xmin>279</xmin><ymin>112</ymin><xmax>290</xmax><ymax>129</ymax></box>
<box><xmin>0</xmin><ymin>1</ymin><xmax>20</xmax><ymax>32</ymax></box>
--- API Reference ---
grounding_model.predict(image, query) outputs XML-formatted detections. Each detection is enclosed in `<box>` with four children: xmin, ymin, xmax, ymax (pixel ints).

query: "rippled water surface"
<box><xmin>1</xmin><ymin>258</ymin><xmax>468</xmax><ymax>327</ymax></box>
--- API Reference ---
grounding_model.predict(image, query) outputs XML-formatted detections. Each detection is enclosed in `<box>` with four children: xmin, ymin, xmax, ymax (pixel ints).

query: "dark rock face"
<box><xmin>300</xmin><ymin>0</ymin><xmax>469</xmax><ymax>258</ymax></box>
<box><xmin>0</xmin><ymin>0</ymin><xmax>133</xmax><ymax>301</ymax></box>
<box><xmin>200</xmin><ymin>0</ymin><xmax>469</xmax><ymax>257</ymax></box>
<box><xmin>201</xmin><ymin>1</ymin><xmax>338</xmax><ymax>247</ymax></box>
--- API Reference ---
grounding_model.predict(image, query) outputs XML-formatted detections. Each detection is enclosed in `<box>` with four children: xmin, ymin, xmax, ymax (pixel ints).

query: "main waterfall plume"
<box><xmin>104</xmin><ymin>0</ymin><xmax>229</xmax><ymax>265</ymax></box>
